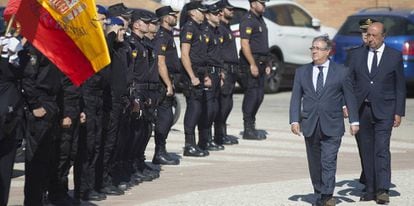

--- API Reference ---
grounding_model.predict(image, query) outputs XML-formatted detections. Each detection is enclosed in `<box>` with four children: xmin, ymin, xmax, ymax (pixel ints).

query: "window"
<box><xmin>264</xmin><ymin>5</ymin><xmax>292</xmax><ymax>26</ymax></box>
<box><xmin>288</xmin><ymin>5</ymin><xmax>312</xmax><ymax>27</ymax></box>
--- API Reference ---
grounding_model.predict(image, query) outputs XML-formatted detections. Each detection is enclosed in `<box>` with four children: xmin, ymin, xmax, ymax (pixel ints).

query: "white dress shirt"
<box><xmin>367</xmin><ymin>43</ymin><xmax>385</xmax><ymax>73</ymax></box>
<box><xmin>312</xmin><ymin>60</ymin><xmax>330</xmax><ymax>91</ymax></box>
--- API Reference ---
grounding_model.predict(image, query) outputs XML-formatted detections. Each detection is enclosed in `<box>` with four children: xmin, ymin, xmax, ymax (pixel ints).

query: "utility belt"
<box><xmin>223</xmin><ymin>63</ymin><xmax>238</xmax><ymax>73</ymax></box>
<box><xmin>132</xmin><ymin>82</ymin><xmax>160</xmax><ymax>91</ymax></box>
<box><xmin>253</xmin><ymin>54</ymin><xmax>270</xmax><ymax>65</ymax></box>
<box><xmin>194</xmin><ymin>66</ymin><xmax>221</xmax><ymax>75</ymax></box>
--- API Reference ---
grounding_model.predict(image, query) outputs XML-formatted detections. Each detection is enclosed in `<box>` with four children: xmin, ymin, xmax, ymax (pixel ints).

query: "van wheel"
<box><xmin>264</xmin><ymin>54</ymin><xmax>283</xmax><ymax>93</ymax></box>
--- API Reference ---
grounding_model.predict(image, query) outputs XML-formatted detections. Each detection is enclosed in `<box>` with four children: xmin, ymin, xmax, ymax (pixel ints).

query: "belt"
<box><xmin>133</xmin><ymin>83</ymin><xmax>160</xmax><ymax>90</ymax></box>
<box><xmin>223</xmin><ymin>63</ymin><xmax>238</xmax><ymax>73</ymax></box>
<box><xmin>195</xmin><ymin>66</ymin><xmax>221</xmax><ymax>74</ymax></box>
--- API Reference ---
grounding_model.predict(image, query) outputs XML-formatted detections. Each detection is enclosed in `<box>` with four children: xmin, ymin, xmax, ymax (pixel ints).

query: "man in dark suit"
<box><xmin>346</xmin><ymin>22</ymin><xmax>406</xmax><ymax>204</ymax></box>
<box><xmin>289</xmin><ymin>36</ymin><xmax>359</xmax><ymax>206</ymax></box>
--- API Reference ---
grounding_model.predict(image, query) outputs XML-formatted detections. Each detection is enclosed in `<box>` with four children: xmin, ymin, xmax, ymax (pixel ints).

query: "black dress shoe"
<box><xmin>152</xmin><ymin>152</ymin><xmax>180</xmax><ymax>165</ymax></box>
<box><xmin>221</xmin><ymin>136</ymin><xmax>233</xmax><ymax>145</ymax></box>
<box><xmin>243</xmin><ymin>129</ymin><xmax>265</xmax><ymax>140</ymax></box>
<box><xmin>184</xmin><ymin>145</ymin><xmax>206</xmax><ymax>157</ymax></box>
<box><xmin>101</xmin><ymin>185</ymin><xmax>124</xmax><ymax>195</ymax></box>
<box><xmin>82</xmin><ymin>190</ymin><xmax>105</xmax><ymax>201</ymax></box>
<box><xmin>360</xmin><ymin>193</ymin><xmax>376</xmax><ymax>201</ymax></box>
<box><xmin>376</xmin><ymin>190</ymin><xmax>390</xmax><ymax>204</ymax></box>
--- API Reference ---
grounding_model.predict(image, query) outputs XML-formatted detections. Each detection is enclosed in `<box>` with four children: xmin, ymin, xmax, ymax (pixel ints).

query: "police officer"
<box><xmin>0</xmin><ymin>34</ymin><xmax>27</xmax><ymax>206</ymax></box>
<box><xmin>197</xmin><ymin>3</ymin><xmax>225</xmax><ymax>152</ymax></box>
<box><xmin>239</xmin><ymin>0</ymin><xmax>270</xmax><ymax>140</ymax></box>
<box><xmin>99</xmin><ymin>16</ymin><xmax>128</xmax><ymax>196</ymax></box>
<box><xmin>180</xmin><ymin>1</ymin><xmax>210</xmax><ymax>157</ymax></box>
<box><xmin>152</xmin><ymin>6</ymin><xmax>181</xmax><ymax>165</ymax></box>
<box><xmin>126</xmin><ymin>10</ymin><xmax>160</xmax><ymax>183</ymax></box>
<box><xmin>22</xmin><ymin>46</ymin><xmax>62</xmax><ymax>206</ymax></box>
<box><xmin>214</xmin><ymin>0</ymin><xmax>239</xmax><ymax>145</ymax></box>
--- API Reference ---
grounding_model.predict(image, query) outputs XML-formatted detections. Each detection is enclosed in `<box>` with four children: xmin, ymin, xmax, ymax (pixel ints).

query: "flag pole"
<box><xmin>5</xmin><ymin>14</ymin><xmax>16</xmax><ymax>35</ymax></box>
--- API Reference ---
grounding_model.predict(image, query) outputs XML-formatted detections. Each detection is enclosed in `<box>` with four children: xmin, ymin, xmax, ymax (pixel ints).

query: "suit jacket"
<box><xmin>289</xmin><ymin>61</ymin><xmax>358</xmax><ymax>137</ymax></box>
<box><xmin>346</xmin><ymin>45</ymin><xmax>406</xmax><ymax>119</ymax></box>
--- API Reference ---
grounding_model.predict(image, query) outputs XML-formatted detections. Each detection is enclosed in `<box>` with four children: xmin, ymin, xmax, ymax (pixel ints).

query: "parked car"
<box><xmin>332</xmin><ymin>7</ymin><xmax>414</xmax><ymax>86</ymax></box>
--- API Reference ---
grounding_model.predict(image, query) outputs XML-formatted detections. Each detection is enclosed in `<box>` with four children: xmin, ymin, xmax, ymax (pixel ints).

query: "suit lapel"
<box><xmin>305</xmin><ymin>64</ymin><xmax>318</xmax><ymax>98</ymax></box>
<box><xmin>362</xmin><ymin>48</ymin><xmax>370</xmax><ymax>77</ymax></box>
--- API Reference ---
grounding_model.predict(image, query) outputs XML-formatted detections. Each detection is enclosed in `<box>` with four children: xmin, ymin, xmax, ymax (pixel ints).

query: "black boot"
<box><xmin>252</xmin><ymin>121</ymin><xmax>267</xmax><ymax>139</ymax></box>
<box><xmin>198</xmin><ymin>129</ymin><xmax>220</xmax><ymax>151</ymax></box>
<box><xmin>221</xmin><ymin>124</ymin><xmax>238</xmax><ymax>145</ymax></box>
<box><xmin>152</xmin><ymin>145</ymin><xmax>180</xmax><ymax>165</ymax></box>
<box><xmin>183</xmin><ymin>134</ymin><xmax>207</xmax><ymax>157</ymax></box>
<box><xmin>209</xmin><ymin>129</ymin><xmax>224</xmax><ymax>150</ymax></box>
<box><xmin>243</xmin><ymin>121</ymin><xmax>264</xmax><ymax>140</ymax></box>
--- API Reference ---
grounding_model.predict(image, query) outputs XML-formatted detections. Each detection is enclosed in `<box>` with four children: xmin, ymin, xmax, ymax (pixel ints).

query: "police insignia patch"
<box><xmin>161</xmin><ymin>45</ymin><xmax>167</xmax><ymax>52</ymax></box>
<box><xmin>132</xmin><ymin>50</ymin><xmax>137</xmax><ymax>58</ymax></box>
<box><xmin>219</xmin><ymin>36</ymin><xmax>223</xmax><ymax>43</ymax></box>
<box><xmin>246</xmin><ymin>27</ymin><xmax>252</xmax><ymax>35</ymax></box>
<box><xmin>186</xmin><ymin>32</ymin><xmax>193</xmax><ymax>40</ymax></box>
<box><xmin>205</xmin><ymin>36</ymin><xmax>210</xmax><ymax>43</ymax></box>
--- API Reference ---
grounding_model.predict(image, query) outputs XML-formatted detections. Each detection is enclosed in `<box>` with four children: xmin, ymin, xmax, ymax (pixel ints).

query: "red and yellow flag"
<box><xmin>4</xmin><ymin>0</ymin><xmax>110</xmax><ymax>86</ymax></box>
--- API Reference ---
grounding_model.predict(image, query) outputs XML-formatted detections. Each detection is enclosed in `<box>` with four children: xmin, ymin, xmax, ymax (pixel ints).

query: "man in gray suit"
<box><xmin>289</xmin><ymin>36</ymin><xmax>360</xmax><ymax>206</ymax></box>
<box><xmin>346</xmin><ymin>22</ymin><xmax>406</xmax><ymax>204</ymax></box>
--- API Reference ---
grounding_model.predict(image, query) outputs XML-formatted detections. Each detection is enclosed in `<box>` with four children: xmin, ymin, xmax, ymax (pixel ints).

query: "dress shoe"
<box><xmin>204</xmin><ymin>141</ymin><xmax>221</xmax><ymax>151</ymax></box>
<box><xmin>322</xmin><ymin>197</ymin><xmax>336</xmax><ymax>206</ymax></box>
<box><xmin>184</xmin><ymin>145</ymin><xmax>207</xmax><ymax>157</ymax></box>
<box><xmin>360</xmin><ymin>193</ymin><xmax>376</xmax><ymax>201</ymax></box>
<box><xmin>82</xmin><ymin>190</ymin><xmax>105</xmax><ymax>201</ymax></box>
<box><xmin>226</xmin><ymin>135</ymin><xmax>239</xmax><ymax>144</ymax></box>
<box><xmin>222</xmin><ymin>136</ymin><xmax>233</xmax><ymax>145</ymax></box>
<box><xmin>117</xmin><ymin>181</ymin><xmax>131</xmax><ymax>191</ymax></box>
<box><xmin>133</xmin><ymin>170</ymin><xmax>154</xmax><ymax>181</ymax></box>
<box><xmin>101</xmin><ymin>185</ymin><xmax>124</xmax><ymax>195</ymax></box>
<box><xmin>243</xmin><ymin>129</ymin><xmax>265</xmax><ymax>140</ymax></box>
<box><xmin>376</xmin><ymin>190</ymin><xmax>390</xmax><ymax>204</ymax></box>
<box><xmin>152</xmin><ymin>152</ymin><xmax>180</xmax><ymax>165</ymax></box>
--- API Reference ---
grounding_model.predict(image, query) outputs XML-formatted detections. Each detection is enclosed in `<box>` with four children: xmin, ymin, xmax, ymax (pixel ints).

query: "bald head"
<box><xmin>367</xmin><ymin>22</ymin><xmax>385</xmax><ymax>50</ymax></box>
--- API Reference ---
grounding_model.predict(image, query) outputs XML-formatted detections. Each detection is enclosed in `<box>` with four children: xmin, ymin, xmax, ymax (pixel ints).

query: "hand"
<box><xmin>116</xmin><ymin>28</ymin><xmax>126</xmax><ymax>42</ymax></box>
<box><xmin>291</xmin><ymin>123</ymin><xmax>301</xmax><ymax>136</ymax></box>
<box><xmin>80</xmin><ymin>112</ymin><xmax>86</xmax><ymax>123</ymax></box>
<box><xmin>33</xmin><ymin>107</ymin><xmax>47</xmax><ymax>118</ymax></box>
<box><xmin>166</xmin><ymin>86</ymin><xmax>174</xmax><ymax>96</ymax></box>
<box><xmin>343</xmin><ymin>106</ymin><xmax>349</xmax><ymax>119</ymax></box>
<box><xmin>393</xmin><ymin>115</ymin><xmax>402</xmax><ymax>127</ymax></box>
<box><xmin>250</xmin><ymin>64</ymin><xmax>259</xmax><ymax>77</ymax></box>
<box><xmin>350</xmin><ymin>125</ymin><xmax>359</xmax><ymax>136</ymax></box>
<box><xmin>220</xmin><ymin>72</ymin><xmax>225</xmax><ymax>87</ymax></box>
<box><xmin>61</xmin><ymin>117</ymin><xmax>72</xmax><ymax>128</ymax></box>
<box><xmin>204</xmin><ymin>76</ymin><xmax>212</xmax><ymax>88</ymax></box>
<box><xmin>191</xmin><ymin>76</ymin><xmax>200</xmax><ymax>86</ymax></box>
<box><xmin>265</xmin><ymin>66</ymin><xmax>271</xmax><ymax>75</ymax></box>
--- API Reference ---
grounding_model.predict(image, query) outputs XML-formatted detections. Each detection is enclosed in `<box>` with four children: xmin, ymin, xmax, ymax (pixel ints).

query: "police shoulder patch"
<box><xmin>161</xmin><ymin>44</ymin><xmax>167</xmax><ymax>52</ymax></box>
<box><xmin>186</xmin><ymin>32</ymin><xmax>193</xmax><ymax>40</ymax></box>
<box><xmin>246</xmin><ymin>27</ymin><xmax>252</xmax><ymax>35</ymax></box>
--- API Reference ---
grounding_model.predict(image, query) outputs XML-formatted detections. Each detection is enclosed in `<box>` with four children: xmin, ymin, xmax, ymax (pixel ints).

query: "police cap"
<box><xmin>218</xmin><ymin>0</ymin><xmax>235</xmax><ymax>10</ymax></box>
<box><xmin>186</xmin><ymin>1</ymin><xmax>208</xmax><ymax>12</ymax></box>
<box><xmin>107</xmin><ymin>3</ymin><xmax>133</xmax><ymax>18</ymax></box>
<box><xmin>105</xmin><ymin>17</ymin><xmax>125</xmax><ymax>27</ymax></box>
<box><xmin>207</xmin><ymin>3</ymin><xmax>221</xmax><ymax>14</ymax></box>
<box><xmin>96</xmin><ymin>5</ymin><xmax>107</xmax><ymax>15</ymax></box>
<box><xmin>156</xmin><ymin>6</ymin><xmax>179</xmax><ymax>18</ymax></box>
<box><xmin>131</xmin><ymin>10</ymin><xmax>152</xmax><ymax>23</ymax></box>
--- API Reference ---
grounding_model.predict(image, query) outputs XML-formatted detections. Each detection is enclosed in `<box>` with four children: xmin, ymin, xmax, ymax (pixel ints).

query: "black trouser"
<box><xmin>101</xmin><ymin>95</ymin><xmax>124</xmax><ymax>188</ymax></box>
<box><xmin>24</xmin><ymin>109</ymin><xmax>57</xmax><ymax>206</ymax></box>
<box><xmin>183</xmin><ymin>73</ymin><xmax>204</xmax><ymax>138</ymax></box>
<box><xmin>128</xmin><ymin>89</ymin><xmax>159</xmax><ymax>168</ymax></box>
<box><xmin>154</xmin><ymin>95</ymin><xmax>174</xmax><ymax>148</ymax></box>
<box><xmin>214</xmin><ymin>64</ymin><xmax>237</xmax><ymax>137</ymax></box>
<box><xmin>48</xmin><ymin>119</ymin><xmax>79</xmax><ymax>200</ymax></box>
<box><xmin>198</xmin><ymin>70</ymin><xmax>220</xmax><ymax>144</ymax></box>
<box><xmin>241</xmin><ymin>61</ymin><xmax>266</xmax><ymax>124</ymax></box>
<box><xmin>78</xmin><ymin>95</ymin><xmax>103</xmax><ymax>193</ymax></box>
<box><xmin>0</xmin><ymin>108</ymin><xmax>23</xmax><ymax>206</ymax></box>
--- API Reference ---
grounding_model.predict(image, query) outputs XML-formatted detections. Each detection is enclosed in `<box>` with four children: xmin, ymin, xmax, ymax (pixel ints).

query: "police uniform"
<box><xmin>125</xmin><ymin>11</ymin><xmax>160</xmax><ymax>184</ymax></box>
<box><xmin>48</xmin><ymin>75</ymin><xmax>82</xmax><ymax>204</ymax></box>
<box><xmin>214</xmin><ymin>1</ymin><xmax>240</xmax><ymax>145</ymax></box>
<box><xmin>22</xmin><ymin>47</ymin><xmax>62</xmax><ymax>206</ymax></box>
<box><xmin>152</xmin><ymin>6</ymin><xmax>181</xmax><ymax>165</ymax></box>
<box><xmin>239</xmin><ymin>2</ymin><xmax>269</xmax><ymax>140</ymax></box>
<box><xmin>180</xmin><ymin>1</ymin><xmax>210</xmax><ymax>157</ymax></box>
<box><xmin>198</xmin><ymin>5</ymin><xmax>225</xmax><ymax>151</ymax></box>
<box><xmin>0</xmin><ymin>36</ymin><xmax>27</xmax><ymax>206</ymax></box>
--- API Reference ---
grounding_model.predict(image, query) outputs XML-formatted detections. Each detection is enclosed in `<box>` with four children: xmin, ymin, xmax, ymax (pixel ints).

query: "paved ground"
<box><xmin>8</xmin><ymin>91</ymin><xmax>414</xmax><ymax>206</ymax></box>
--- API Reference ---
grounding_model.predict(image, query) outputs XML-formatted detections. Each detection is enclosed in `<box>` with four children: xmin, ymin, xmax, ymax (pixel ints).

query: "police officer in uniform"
<box><xmin>180</xmin><ymin>1</ymin><xmax>210</xmax><ymax>157</ymax></box>
<box><xmin>197</xmin><ymin>3</ymin><xmax>225</xmax><ymax>151</ymax></box>
<box><xmin>22</xmin><ymin>47</ymin><xmax>62</xmax><ymax>206</ymax></box>
<box><xmin>152</xmin><ymin>6</ymin><xmax>181</xmax><ymax>165</ymax></box>
<box><xmin>127</xmin><ymin>10</ymin><xmax>160</xmax><ymax>183</ymax></box>
<box><xmin>0</xmin><ymin>34</ymin><xmax>27</xmax><ymax>206</ymax></box>
<box><xmin>239</xmin><ymin>0</ymin><xmax>270</xmax><ymax>140</ymax></box>
<box><xmin>214</xmin><ymin>0</ymin><xmax>239</xmax><ymax>145</ymax></box>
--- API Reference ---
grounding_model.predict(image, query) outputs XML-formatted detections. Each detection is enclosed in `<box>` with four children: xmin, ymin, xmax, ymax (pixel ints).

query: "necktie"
<box><xmin>371</xmin><ymin>50</ymin><xmax>378</xmax><ymax>74</ymax></box>
<box><xmin>316</xmin><ymin>66</ymin><xmax>324</xmax><ymax>96</ymax></box>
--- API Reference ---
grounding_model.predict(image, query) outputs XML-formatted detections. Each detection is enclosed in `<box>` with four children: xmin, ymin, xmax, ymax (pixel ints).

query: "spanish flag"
<box><xmin>3</xmin><ymin>0</ymin><xmax>110</xmax><ymax>86</ymax></box>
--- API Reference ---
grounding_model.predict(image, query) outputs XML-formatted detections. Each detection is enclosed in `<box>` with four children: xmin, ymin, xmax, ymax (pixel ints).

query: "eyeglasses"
<box><xmin>309</xmin><ymin>46</ymin><xmax>329</xmax><ymax>51</ymax></box>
